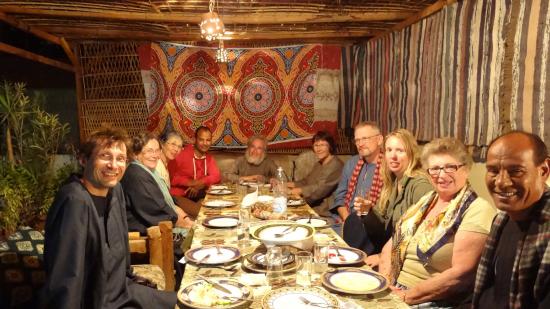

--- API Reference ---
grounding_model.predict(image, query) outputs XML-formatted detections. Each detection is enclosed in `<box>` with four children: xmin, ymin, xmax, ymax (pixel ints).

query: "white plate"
<box><xmin>326</xmin><ymin>246</ymin><xmax>366</xmax><ymax>265</ymax></box>
<box><xmin>203</xmin><ymin>200</ymin><xmax>236</xmax><ymax>208</ymax></box>
<box><xmin>202</xmin><ymin>216</ymin><xmax>239</xmax><ymax>228</ymax></box>
<box><xmin>293</xmin><ymin>217</ymin><xmax>329</xmax><ymax>228</ymax></box>
<box><xmin>287</xmin><ymin>199</ymin><xmax>305</xmax><ymax>206</ymax></box>
<box><xmin>185</xmin><ymin>246</ymin><xmax>241</xmax><ymax>265</ymax></box>
<box><xmin>256</xmin><ymin>225</ymin><xmax>311</xmax><ymax>242</ymax></box>
<box><xmin>261</xmin><ymin>286</ymin><xmax>339</xmax><ymax>309</ymax></box>
<box><xmin>179</xmin><ymin>279</ymin><xmax>251</xmax><ymax>308</ymax></box>
<box><xmin>207</xmin><ymin>189</ymin><xmax>234</xmax><ymax>195</ymax></box>
<box><xmin>210</xmin><ymin>185</ymin><xmax>229</xmax><ymax>190</ymax></box>
<box><xmin>322</xmin><ymin>268</ymin><xmax>388</xmax><ymax>294</ymax></box>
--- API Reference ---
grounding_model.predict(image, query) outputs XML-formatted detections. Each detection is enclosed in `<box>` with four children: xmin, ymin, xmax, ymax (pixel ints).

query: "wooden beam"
<box><xmin>59</xmin><ymin>37</ymin><xmax>77</xmax><ymax>66</ymax></box>
<box><xmin>370</xmin><ymin>0</ymin><xmax>457</xmax><ymax>40</ymax></box>
<box><xmin>41</xmin><ymin>26</ymin><xmax>375</xmax><ymax>41</ymax></box>
<box><xmin>0</xmin><ymin>11</ymin><xmax>61</xmax><ymax>45</ymax></box>
<box><xmin>0</xmin><ymin>42</ymin><xmax>74</xmax><ymax>72</ymax></box>
<box><xmin>0</xmin><ymin>6</ymin><xmax>410</xmax><ymax>24</ymax></box>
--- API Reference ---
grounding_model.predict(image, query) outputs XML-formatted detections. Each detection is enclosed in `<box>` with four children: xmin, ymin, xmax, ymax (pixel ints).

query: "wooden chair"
<box><xmin>128</xmin><ymin>221</ymin><xmax>175</xmax><ymax>291</ymax></box>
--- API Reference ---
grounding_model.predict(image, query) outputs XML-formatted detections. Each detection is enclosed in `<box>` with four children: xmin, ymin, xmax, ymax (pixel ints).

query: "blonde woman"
<box><xmin>353</xmin><ymin>129</ymin><xmax>432</xmax><ymax>261</ymax></box>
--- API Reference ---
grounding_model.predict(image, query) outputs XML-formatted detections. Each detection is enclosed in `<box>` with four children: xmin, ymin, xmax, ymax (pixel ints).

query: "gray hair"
<box><xmin>421</xmin><ymin>137</ymin><xmax>473</xmax><ymax>170</ymax></box>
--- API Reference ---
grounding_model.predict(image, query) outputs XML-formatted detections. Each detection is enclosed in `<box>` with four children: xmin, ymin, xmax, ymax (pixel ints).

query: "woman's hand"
<box><xmin>365</xmin><ymin>254</ymin><xmax>380</xmax><ymax>268</ymax></box>
<box><xmin>389</xmin><ymin>285</ymin><xmax>408</xmax><ymax>303</ymax></box>
<box><xmin>175</xmin><ymin>207</ymin><xmax>194</xmax><ymax>228</ymax></box>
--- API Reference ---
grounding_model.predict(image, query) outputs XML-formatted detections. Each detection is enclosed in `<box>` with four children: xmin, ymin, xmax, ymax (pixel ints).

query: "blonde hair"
<box><xmin>420</xmin><ymin>137</ymin><xmax>473</xmax><ymax>170</ymax></box>
<box><xmin>378</xmin><ymin>129</ymin><xmax>425</xmax><ymax>212</ymax></box>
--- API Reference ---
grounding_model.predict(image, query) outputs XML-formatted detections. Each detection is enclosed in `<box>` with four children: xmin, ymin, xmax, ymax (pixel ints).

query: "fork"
<box><xmin>215</xmin><ymin>245</ymin><xmax>223</xmax><ymax>255</ymax></box>
<box><xmin>274</xmin><ymin>225</ymin><xmax>298</xmax><ymax>238</ymax></box>
<box><xmin>298</xmin><ymin>296</ymin><xmax>338</xmax><ymax>308</ymax></box>
<box><xmin>333</xmin><ymin>246</ymin><xmax>346</xmax><ymax>262</ymax></box>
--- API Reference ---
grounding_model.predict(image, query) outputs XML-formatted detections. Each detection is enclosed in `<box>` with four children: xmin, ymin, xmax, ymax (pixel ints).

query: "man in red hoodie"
<box><xmin>168</xmin><ymin>126</ymin><xmax>221</xmax><ymax>202</ymax></box>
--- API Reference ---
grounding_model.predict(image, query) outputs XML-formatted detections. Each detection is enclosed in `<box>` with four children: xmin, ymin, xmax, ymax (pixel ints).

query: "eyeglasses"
<box><xmin>313</xmin><ymin>143</ymin><xmax>329</xmax><ymax>148</ymax></box>
<box><xmin>427</xmin><ymin>163</ymin><xmax>465</xmax><ymax>175</ymax></box>
<box><xmin>97</xmin><ymin>153</ymin><xmax>128</xmax><ymax>165</ymax></box>
<box><xmin>354</xmin><ymin>134</ymin><xmax>380</xmax><ymax>145</ymax></box>
<box><xmin>142</xmin><ymin>148</ymin><xmax>161</xmax><ymax>155</ymax></box>
<box><xmin>166</xmin><ymin>142</ymin><xmax>183</xmax><ymax>149</ymax></box>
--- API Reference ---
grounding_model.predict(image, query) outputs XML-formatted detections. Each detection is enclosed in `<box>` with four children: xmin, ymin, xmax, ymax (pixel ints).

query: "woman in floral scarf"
<box><xmin>378</xmin><ymin>137</ymin><xmax>496</xmax><ymax>308</ymax></box>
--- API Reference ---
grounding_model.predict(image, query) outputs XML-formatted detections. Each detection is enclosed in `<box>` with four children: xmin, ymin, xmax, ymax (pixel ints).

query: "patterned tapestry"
<box><xmin>339</xmin><ymin>0</ymin><xmax>507</xmax><ymax>149</ymax></box>
<box><xmin>138</xmin><ymin>43</ymin><xmax>340</xmax><ymax>148</ymax></box>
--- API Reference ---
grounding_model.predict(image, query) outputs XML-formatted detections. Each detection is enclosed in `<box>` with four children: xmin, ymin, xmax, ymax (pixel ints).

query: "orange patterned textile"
<box><xmin>138</xmin><ymin>43</ymin><xmax>340</xmax><ymax>148</ymax></box>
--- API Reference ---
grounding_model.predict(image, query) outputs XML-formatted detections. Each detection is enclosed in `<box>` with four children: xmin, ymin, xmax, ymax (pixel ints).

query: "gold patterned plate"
<box><xmin>185</xmin><ymin>246</ymin><xmax>241</xmax><ymax>265</ymax></box>
<box><xmin>178</xmin><ymin>279</ymin><xmax>252</xmax><ymax>309</ymax></box>
<box><xmin>241</xmin><ymin>258</ymin><xmax>297</xmax><ymax>274</ymax></box>
<box><xmin>202</xmin><ymin>215</ymin><xmax>239</xmax><ymax>229</ymax></box>
<box><xmin>203</xmin><ymin>200</ymin><xmax>237</xmax><ymax>208</ymax></box>
<box><xmin>261</xmin><ymin>286</ymin><xmax>339</xmax><ymax>309</ymax></box>
<box><xmin>246</xmin><ymin>251</ymin><xmax>295</xmax><ymax>267</ymax></box>
<box><xmin>322</xmin><ymin>268</ymin><xmax>388</xmax><ymax>294</ymax></box>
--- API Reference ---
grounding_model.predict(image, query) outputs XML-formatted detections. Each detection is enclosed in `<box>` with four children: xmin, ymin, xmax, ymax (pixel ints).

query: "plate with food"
<box><xmin>287</xmin><ymin>198</ymin><xmax>305</xmax><ymax>207</ymax></box>
<box><xmin>326</xmin><ymin>246</ymin><xmax>366</xmax><ymax>266</ymax></box>
<box><xmin>179</xmin><ymin>279</ymin><xmax>252</xmax><ymax>309</ymax></box>
<box><xmin>203</xmin><ymin>200</ymin><xmax>236</xmax><ymax>208</ymax></box>
<box><xmin>251</xmin><ymin>202</ymin><xmax>284</xmax><ymax>220</ymax></box>
<box><xmin>261</xmin><ymin>286</ymin><xmax>339</xmax><ymax>309</ymax></box>
<box><xmin>321</xmin><ymin>268</ymin><xmax>388</xmax><ymax>294</ymax></box>
<box><xmin>202</xmin><ymin>215</ymin><xmax>239</xmax><ymax>229</ymax></box>
<box><xmin>207</xmin><ymin>189</ymin><xmax>235</xmax><ymax>195</ymax></box>
<box><xmin>292</xmin><ymin>216</ymin><xmax>330</xmax><ymax>229</ymax></box>
<box><xmin>185</xmin><ymin>246</ymin><xmax>241</xmax><ymax>265</ymax></box>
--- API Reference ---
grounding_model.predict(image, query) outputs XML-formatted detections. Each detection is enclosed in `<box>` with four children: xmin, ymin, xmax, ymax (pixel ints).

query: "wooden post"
<box><xmin>159</xmin><ymin>221</ymin><xmax>175</xmax><ymax>291</ymax></box>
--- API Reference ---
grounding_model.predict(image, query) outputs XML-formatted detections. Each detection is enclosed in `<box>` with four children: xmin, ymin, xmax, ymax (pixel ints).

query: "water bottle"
<box><xmin>272</xmin><ymin>166</ymin><xmax>288</xmax><ymax>219</ymax></box>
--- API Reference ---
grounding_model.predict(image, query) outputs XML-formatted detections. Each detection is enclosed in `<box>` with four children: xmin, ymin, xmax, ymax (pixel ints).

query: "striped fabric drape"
<box><xmin>508</xmin><ymin>0</ymin><xmax>550</xmax><ymax>145</ymax></box>
<box><xmin>340</xmin><ymin>0</ymin><xmax>507</xmax><ymax>148</ymax></box>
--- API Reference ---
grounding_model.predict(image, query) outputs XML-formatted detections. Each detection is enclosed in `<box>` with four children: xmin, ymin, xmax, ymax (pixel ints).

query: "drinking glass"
<box><xmin>313</xmin><ymin>241</ymin><xmax>329</xmax><ymax>275</ymax></box>
<box><xmin>295</xmin><ymin>251</ymin><xmax>313</xmax><ymax>287</ymax></box>
<box><xmin>237</xmin><ymin>207</ymin><xmax>251</xmax><ymax>251</ymax></box>
<box><xmin>266</xmin><ymin>246</ymin><xmax>284</xmax><ymax>288</ymax></box>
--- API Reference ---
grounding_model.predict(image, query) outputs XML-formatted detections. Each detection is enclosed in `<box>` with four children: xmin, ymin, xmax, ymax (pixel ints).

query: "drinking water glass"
<box><xmin>237</xmin><ymin>207</ymin><xmax>251</xmax><ymax>251</ymax></box>
<box><xmin>295</xmin><ymin>251</ymin><xmax>313</xmax><ymax>287</ymax></box>
<box><xmin>266</xmin><ymin>246</ymin><xmax>284</xmax><ymax>288</ymax></box>
<box><xmin>313</xmin><ymin>241</ymin><xmax>329</xmax><ymax>275</ymax></box>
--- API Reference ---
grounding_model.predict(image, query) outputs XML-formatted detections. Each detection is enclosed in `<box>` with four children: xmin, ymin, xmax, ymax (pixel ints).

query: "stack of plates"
<box><xmin>321</xmin><ymin>268</ymin><xmax>388</xmax><ymax>294</ymax></box>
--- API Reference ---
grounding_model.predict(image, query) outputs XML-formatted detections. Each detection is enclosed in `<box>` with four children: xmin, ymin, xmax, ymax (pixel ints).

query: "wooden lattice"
<box><xmin>80</xmin><ymin>99</ymin><xmax>148</xmax><ymax>139</ymax></box>
<box><xmin>77</xmin><ymin>41</ymin><xmax>147</xmax><ymax>139</ymax></box>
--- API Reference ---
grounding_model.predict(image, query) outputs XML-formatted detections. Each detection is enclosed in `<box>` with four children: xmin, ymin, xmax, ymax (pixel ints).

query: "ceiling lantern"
<box><xmin>199</xmin><ymin>0</ymin><xmax>225</xmax><ymax>41</ymax></box>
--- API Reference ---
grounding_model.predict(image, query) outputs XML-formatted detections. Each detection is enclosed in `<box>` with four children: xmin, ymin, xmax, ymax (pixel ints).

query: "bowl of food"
<box><xmin>250</xmin><ymin>222</ymin><xmax>314</xmax><ymax>251</ymax></box>
<box><xmin>251</xmin><ymin>202</ymin><xmax>285</xmax><ymax>220</ymax></box>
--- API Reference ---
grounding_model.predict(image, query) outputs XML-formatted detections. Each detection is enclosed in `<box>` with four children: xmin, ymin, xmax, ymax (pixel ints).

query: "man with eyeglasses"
<box><xmin>473</xmin><ymin>131</ymin><xmax>550</xmax><ymax>308</ymax></box>
<box><xmin>169</xmin><ymin>126</ymin><xmax>221</xmax><ymax>201</ymax></box>
<box><xmin>330</xmin><ymin>122</ymin><xmax>384</xmax><ymax>238</ymax></box>
<box><xmin>223</xmin><ymin>135</ymin><xmax>278</xmax><ymax>184</ymax></box>
<box><xmin>43</xmin><ymin>128</ymin><xmax>176</xmax><ymax>308</ymax></box>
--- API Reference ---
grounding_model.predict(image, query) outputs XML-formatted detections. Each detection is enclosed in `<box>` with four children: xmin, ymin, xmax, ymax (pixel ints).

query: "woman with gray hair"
<box><xmin>378</xmin><ymin>137</ymin><xmax>496</xmax><ymax>307</ymax></box>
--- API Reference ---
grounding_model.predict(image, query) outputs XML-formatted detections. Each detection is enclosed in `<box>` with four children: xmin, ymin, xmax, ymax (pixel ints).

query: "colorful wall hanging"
<box><xmin>138</xmin><ymin>43</ymin><xmax>340</xmax><ymax>148</ymax></box>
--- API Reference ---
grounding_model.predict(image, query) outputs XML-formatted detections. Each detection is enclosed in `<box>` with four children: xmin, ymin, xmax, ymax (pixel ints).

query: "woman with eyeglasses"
<box><xmin>287</xmin><ymin>131</ymin><xmax>344</xmax><ymax>220</ymax></box>
<box><xmin>377</xmin><ymin>137</ymin><xmax>496</xmax><ymax>307</ymax></box>
<box><xmin>156</xmin><ymin>131</ymin><xmax>184</xmax><ymax>188</ymax></box>
<box><xmin>353</xmin><ymin>129</ymin><xmax>433</xmax><ymax>264</ymax></box>
<box><xmin>121</xmin><ymin>132</ymin><xmax>193</xmax><ymax>235</ymax></box>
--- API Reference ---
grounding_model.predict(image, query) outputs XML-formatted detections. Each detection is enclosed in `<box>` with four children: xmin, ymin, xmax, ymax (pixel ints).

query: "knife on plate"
<box><xmin>197</xmin><ymin>253</ymin><xmax>211</xmax><ymax>265</ymax></box>
<box><xmin>197</xmin><ymin>275</ymin><xmax>232</xmax><ymax>294</ymax></box>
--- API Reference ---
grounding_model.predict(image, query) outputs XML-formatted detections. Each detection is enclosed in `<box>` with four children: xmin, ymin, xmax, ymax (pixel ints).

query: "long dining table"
<box><xmin>177</xmin><ymin>187</ymin><xmax>409</xmax><ymax>308</ymax></box>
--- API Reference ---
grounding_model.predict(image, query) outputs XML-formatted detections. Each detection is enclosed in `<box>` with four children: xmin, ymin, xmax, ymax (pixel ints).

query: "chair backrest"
<box><xmin>128</xmin><ymin>221</ymin><xmax>175</xmax><ymax>291</ymax></box>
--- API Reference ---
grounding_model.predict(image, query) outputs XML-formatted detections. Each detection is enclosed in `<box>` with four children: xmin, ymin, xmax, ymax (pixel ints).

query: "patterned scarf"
<box><xmin>344</xmin><ymin>152</ymin><xmax>384</xmax><ymax>212</ymax></box>
<box><xmin>389</xmin><ymin>184</ymin><xmax>477</xmax><ymax>283</ymax></box>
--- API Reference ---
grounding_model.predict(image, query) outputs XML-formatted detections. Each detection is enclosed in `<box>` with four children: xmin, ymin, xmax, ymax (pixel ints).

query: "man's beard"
<box><xmin>245</xmin><ymin>151</ymin><xmax>265</xmax><ymax>166</ymax></box>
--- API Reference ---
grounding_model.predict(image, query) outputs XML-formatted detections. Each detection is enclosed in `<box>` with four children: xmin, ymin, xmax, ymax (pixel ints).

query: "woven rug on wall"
<box><xmin>138</xmin><ymin>43</ymin><xmax>340</xmax><ymax>148</ymax></box>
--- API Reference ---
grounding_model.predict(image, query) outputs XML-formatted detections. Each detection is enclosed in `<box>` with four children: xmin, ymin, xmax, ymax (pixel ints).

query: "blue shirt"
<box><xmin>330</xmin><ymin>155</ymin><xmax>377</xmax><ymax>214</ymax></box>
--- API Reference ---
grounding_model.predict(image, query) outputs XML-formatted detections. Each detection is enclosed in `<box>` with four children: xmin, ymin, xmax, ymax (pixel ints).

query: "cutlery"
<box><xmin>196</xmin><ymin>275</ymin><xmax>232</xmax><ymax>294</ymax></box>
<box><xmin>215</xmin><ymin>245</ymin><xmax>224</xmax><ymax>255</ymax></box>
<box><xmin>197</xmin><ymin>253</ymin><xmax>211</xmax><ymax>265</ymax></box>
<box><xmin>298</xmin><ymin>296</ymin><xmax>338</xmax><ymax>308</ymax></box>
<box><xmin>307</xmin><ymin>214</ymin><xmax>313</xmax><ymax>224</ymax></box>
<box><xmin>274</xmin><ymin>225</ymin><xmax>298</xmax><ymax>238</ymax></box>
<box><xmin>333</xmin><ymin>246</ymin><xmax>346</xmax><ymax>262</ymax></box>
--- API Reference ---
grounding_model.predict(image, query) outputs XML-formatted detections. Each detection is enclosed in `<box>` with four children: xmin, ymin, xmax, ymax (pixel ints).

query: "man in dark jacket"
<box><xmin>42</xmin><ymin>128</ymin><xmax>176</xmax><ymax>309</ymax></box>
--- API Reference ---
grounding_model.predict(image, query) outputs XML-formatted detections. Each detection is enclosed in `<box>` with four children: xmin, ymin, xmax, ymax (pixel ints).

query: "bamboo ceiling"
<box><xmin>0</xmin><ymin>0</ymin><xmax>442</xmax><ymax>43</ymax></box>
